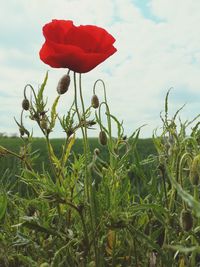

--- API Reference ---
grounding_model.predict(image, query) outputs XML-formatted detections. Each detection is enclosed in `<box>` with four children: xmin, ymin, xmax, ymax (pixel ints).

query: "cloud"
<box><xmin>0</xmin><ymin>0</ymin><xmax>200</xmax><ymax>137</ymax></box>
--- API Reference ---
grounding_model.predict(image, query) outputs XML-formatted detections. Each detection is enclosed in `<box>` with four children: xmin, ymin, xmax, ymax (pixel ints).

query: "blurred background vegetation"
<box><xmin>0</xmin><ymin>136</ymin><xmax>156</xmax><ymax>176</ymax></box>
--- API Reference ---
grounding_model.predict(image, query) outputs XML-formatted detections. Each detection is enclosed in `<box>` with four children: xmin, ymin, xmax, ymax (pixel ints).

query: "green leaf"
<box><xmin>164</xmin><ymin>245</ymin><xmax>200</xmax><ymax>254</ymax></box>
<box><xmin>51</xmin><ymin>240</ymin><xmax>75</xmax><ymax>267</ymax></box>
<box><xmin>167</xmin><ymin>167</ymin><xmax>200</xmax><ymax>217</ymax></box>
<box><xmin>130</xmin><ymin>203</ymin><xmax>168</xmax><ymax>216</ymax></box>
<box><xmin>108</xmin><ymin>113</ymin><xmax>123</xmax><ymax>138</ymax></box>
<box><xmin>50</xmin><ymin>95</ymin><xmax>60</xmax><ymax>130</ymax></box>
<box><xmin>12</xmin><ymin>254</ymin><xmax>37</xmax><ymax>267</ymax></box>
<box><xmin>37</xmin><ymin>71</ymin><xmax>48</xmax><ymax>101</ymax></box>
<box><xmin>48</xmin><ymin>143</ymin><xmax>61</xmax><ymax>169</ymax></box>
<box><xmin>165</xmin><ymin>88</ymin><xmax>172</xmax><ymax>124</ymax></box>
<box><xmin>62</xmin><ymin>135</ymin><xmax>75</xmax><ymax>165</ymax></box>
<box><xmin>128</xmin><ymin>224</ymin><xmax>162</xmax><ymax>253</ymax></box>
<box><xmin>19</xmin><ymin>220</ymin><xmax>61</xmax><ymax>237</ymax></box>
<box><xmin>0</xmin><ymin>191</ymin><xmax>7</xmax><ymax>221</ymax></box>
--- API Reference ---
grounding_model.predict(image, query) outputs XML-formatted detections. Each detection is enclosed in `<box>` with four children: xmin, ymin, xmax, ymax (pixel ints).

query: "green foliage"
<box><xmin>0</xmin><ymin>74</ymin><xmax>200</xmax><ymax>267</ymax></box>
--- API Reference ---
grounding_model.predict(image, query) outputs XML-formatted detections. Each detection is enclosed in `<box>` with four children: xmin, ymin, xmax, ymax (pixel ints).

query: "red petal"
<box><xmin>43</xmin><ymin>20</ymin><xmax>74</xmax><ymax>43</ymax></box>
<box><xmin>39</xmin><ymin>40</ymin><xmax>116</xmax><ymax>73</ymax></box>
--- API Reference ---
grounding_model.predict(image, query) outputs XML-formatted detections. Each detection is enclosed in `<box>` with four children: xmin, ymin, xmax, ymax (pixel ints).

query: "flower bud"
<box><xmin>57</xmin><ymin>74</ymin><xmax>70</xmax><ymax>95</ymax></box>
<box><xmin>180</xmin><ymin>209</ymin><xmax>193</xmax><ymax>232</ymax></box>
<box><xmin>91</xmin><ymin>94</ymin><xmax>99</xmax><ymax>109</ymax></box>
<box><xmin>99</xmin><ymin>130</ymin><xmax>107</xmax><ymax>146</ymax></box>
<box><xmin>19</xmin><ymin>128</ymin><xmax>25</xmax><ymax>136</ymax></box>
<box><xmin>190</xmin><ymin>155</ymin><xmax>200</xmax><ymax>185</ymax></box>
<box><xmin>22</xmin><ymin>98</ymin><xmax>30</xmax><ymax>110</ymax></box>
<box><xmin>122</xmin><ymin>135</ymin><xmax>127</xmax><ymax>140</ymax></box>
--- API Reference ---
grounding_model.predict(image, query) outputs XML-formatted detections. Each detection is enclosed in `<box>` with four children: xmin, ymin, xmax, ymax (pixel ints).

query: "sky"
<box><xmin>0</xmin><ymin>0</ymin><xmax>200</xmax><ymax>138</ymax></box>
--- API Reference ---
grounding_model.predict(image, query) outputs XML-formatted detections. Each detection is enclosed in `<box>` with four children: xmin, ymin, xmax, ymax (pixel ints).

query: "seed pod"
<box><xmin>91</xmin><ymin>94</ymin><xmax>99</xmax><ymax>109</ymax></box>
<box><xmin>180</xmin><ymin>209</ymin><xmax>193</xmax><ymax>232</ymax></box>
<box><xmin>57</xmin><ymin>74</ymin><xmax>70</xmax><ymax>95</ymax></box>
<box><xmin>190</xmin><ymin>155</ymin><xmax>200</xmax><ymax>185</ymax></box>
<box><xmin>22</xmin><ymin>98</ymin><xmax>30</xmax><ymax>110</ymax></box>
<box><xmin>99</xmin><ymin>130</ymin><xmax>107</xmax><ymax>146</ymax></box>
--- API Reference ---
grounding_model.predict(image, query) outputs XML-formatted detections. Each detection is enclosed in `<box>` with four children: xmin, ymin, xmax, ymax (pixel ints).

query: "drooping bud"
<box><xmin>91</xmin><ymin>94</ymin><xmax>99</xmax><ymax>109</ymax></box>
<box><xmin>180</xmin><ymin>209</ymin><xmax>193</xmax><ymax>232</ymax></box>
<box><xmin>99</xmin><ymin>130</ymin><xmax>107</xmax><ymax>146</ymax></box>
<box><xmin>22</xmin><ymin>98</ymin><xmax>30</xmax><ymax>110</ymax></box>
<box><xmin>57</xmin><ymin>74</ymin><xmax>70</xmax><ymax>95</ymax></box>
<box><xmin>189</xmin><ymin>154</ymin><xmax>200</xmax><ymax>185</ymax></box>
<box><xmin>122</xmin><ymin>135</ymin><xmax>127</xmax><ymax>140</ymax></box>
<box><xmin>19</xmin><ymin>128</ymin><xmax>25</xmax><ymax>136</ymax></box>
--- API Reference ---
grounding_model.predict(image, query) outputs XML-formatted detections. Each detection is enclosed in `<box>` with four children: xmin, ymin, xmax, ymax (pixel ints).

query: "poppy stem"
<box><xmin>73</xmin><ymin>72</ymin><xmax>89</xmax><ymax>199</ymax></box>
<box><xmin>73</xmin><ymin>72</ymin><xmax>96</xmax><ymax>259</ymax></box>
<box><xmin>78</xmin><ymin>73</ymin><xmax>98</xmax><ymax>262</ymax></box>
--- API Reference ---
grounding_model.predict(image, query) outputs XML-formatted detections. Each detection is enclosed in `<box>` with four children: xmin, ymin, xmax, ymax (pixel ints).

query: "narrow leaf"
<box><xmin>37</xmin><ymin>71</ymin><xmax>48</xmax><ymax>101</ymax></box>
<box><xmin>62</xmin><ymin>135</ymin><xmax>75</xmax><ymax>165</ymax></box>
<box><xmin>0</xmin><ymin>191</ymin><xmax>7</xmax><ymax>220</ymax></box>
<box><xmin>50</xmin><ymin>95</ymin><xmax>60</xmax><ymax>130</ymax></box>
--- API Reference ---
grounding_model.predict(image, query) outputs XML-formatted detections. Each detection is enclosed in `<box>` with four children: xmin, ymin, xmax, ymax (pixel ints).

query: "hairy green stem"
<box><xmin>78</xmin><ymin>73</ymin><xmax>98</xmax><ymax>263</ymax></box>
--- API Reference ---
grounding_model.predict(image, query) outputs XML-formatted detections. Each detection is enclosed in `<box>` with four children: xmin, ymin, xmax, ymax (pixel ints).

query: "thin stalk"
<box><xmin>178</xmin><ymin>153</ymin><xmax>192</xmax><ymax>210</ymax></box>
<box><xmin>64</xmin><ymin>200</ymin><xmax>90</xmax><ymax>254</ymax></box>
<box><xmin>191</xmin><ymin>185</ymin><xmax>198</xmax><ymax>266</ymax></box>
<box><xmin>73</xmin><ymin>72</ymin><xmax>89</xmax><ymax>200</ymax></box>
<box><xmin>133</xmin><ymin>238</ymin><xmax>138</xmax><ymax>267</ymax></box>
<box><xmin>78</xmin><ymin>73</ymin><xmax>98</xmax><ymax>262</ymax></box>
<box><xmin>159</xmin><ymin>165</ymin><xmax>169</xmax><ymax>209</ymax></box>
<box><xmin>0</xmin><ymin>146</ymin><xmax>33</xmax><ymax>171</ymax></box>
<box><xmin>98</xmin><ymin>102</ymin><xmax>114</xmax><ymax>167</ymax></box>
<box><xmin>45</xmin><ymin>135</ymin><xmax>61</xmax><ymax>183</ymax></box>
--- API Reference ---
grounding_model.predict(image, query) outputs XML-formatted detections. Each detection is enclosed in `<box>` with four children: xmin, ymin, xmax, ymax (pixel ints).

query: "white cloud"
<box><xmin>0</xmin><ymin>0</ymin><xmax>200</xmax><ymax>137</ymax></box>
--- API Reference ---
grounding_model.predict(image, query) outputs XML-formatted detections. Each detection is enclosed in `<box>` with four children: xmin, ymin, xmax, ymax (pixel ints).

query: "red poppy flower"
<box><xmin>39</xmin><ymin>20</ymin><xmax>117</xmax><ymax>73</ymax></box>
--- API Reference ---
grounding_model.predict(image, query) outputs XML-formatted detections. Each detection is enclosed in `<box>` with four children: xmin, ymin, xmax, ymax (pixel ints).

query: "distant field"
<box><xmin>0</xmin><ymin>137</ymin><xmax>156</xmax><ymax>175</ymax></box>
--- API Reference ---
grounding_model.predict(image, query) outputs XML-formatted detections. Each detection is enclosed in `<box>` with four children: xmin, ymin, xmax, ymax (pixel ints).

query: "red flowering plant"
<box><xmin>1</xmin><ymin>19</ymin><xmax>173</xmax><ymax>267</ymax></box>
<box><xmin>10</xmin><ymin>19</ymin><xmax>139</xmax><ymax>265</ymax></box>
<box><xmin>7</xmin><ymin>20</ymin><xmax>152</xmax><ymax>266</ymax></box>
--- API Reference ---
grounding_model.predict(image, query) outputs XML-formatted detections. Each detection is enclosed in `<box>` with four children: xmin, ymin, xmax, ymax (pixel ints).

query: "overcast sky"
<box><xmin>0</xmin><ymin>0</ymin><xmax>200</xmax><ymax>138</ymax></box>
